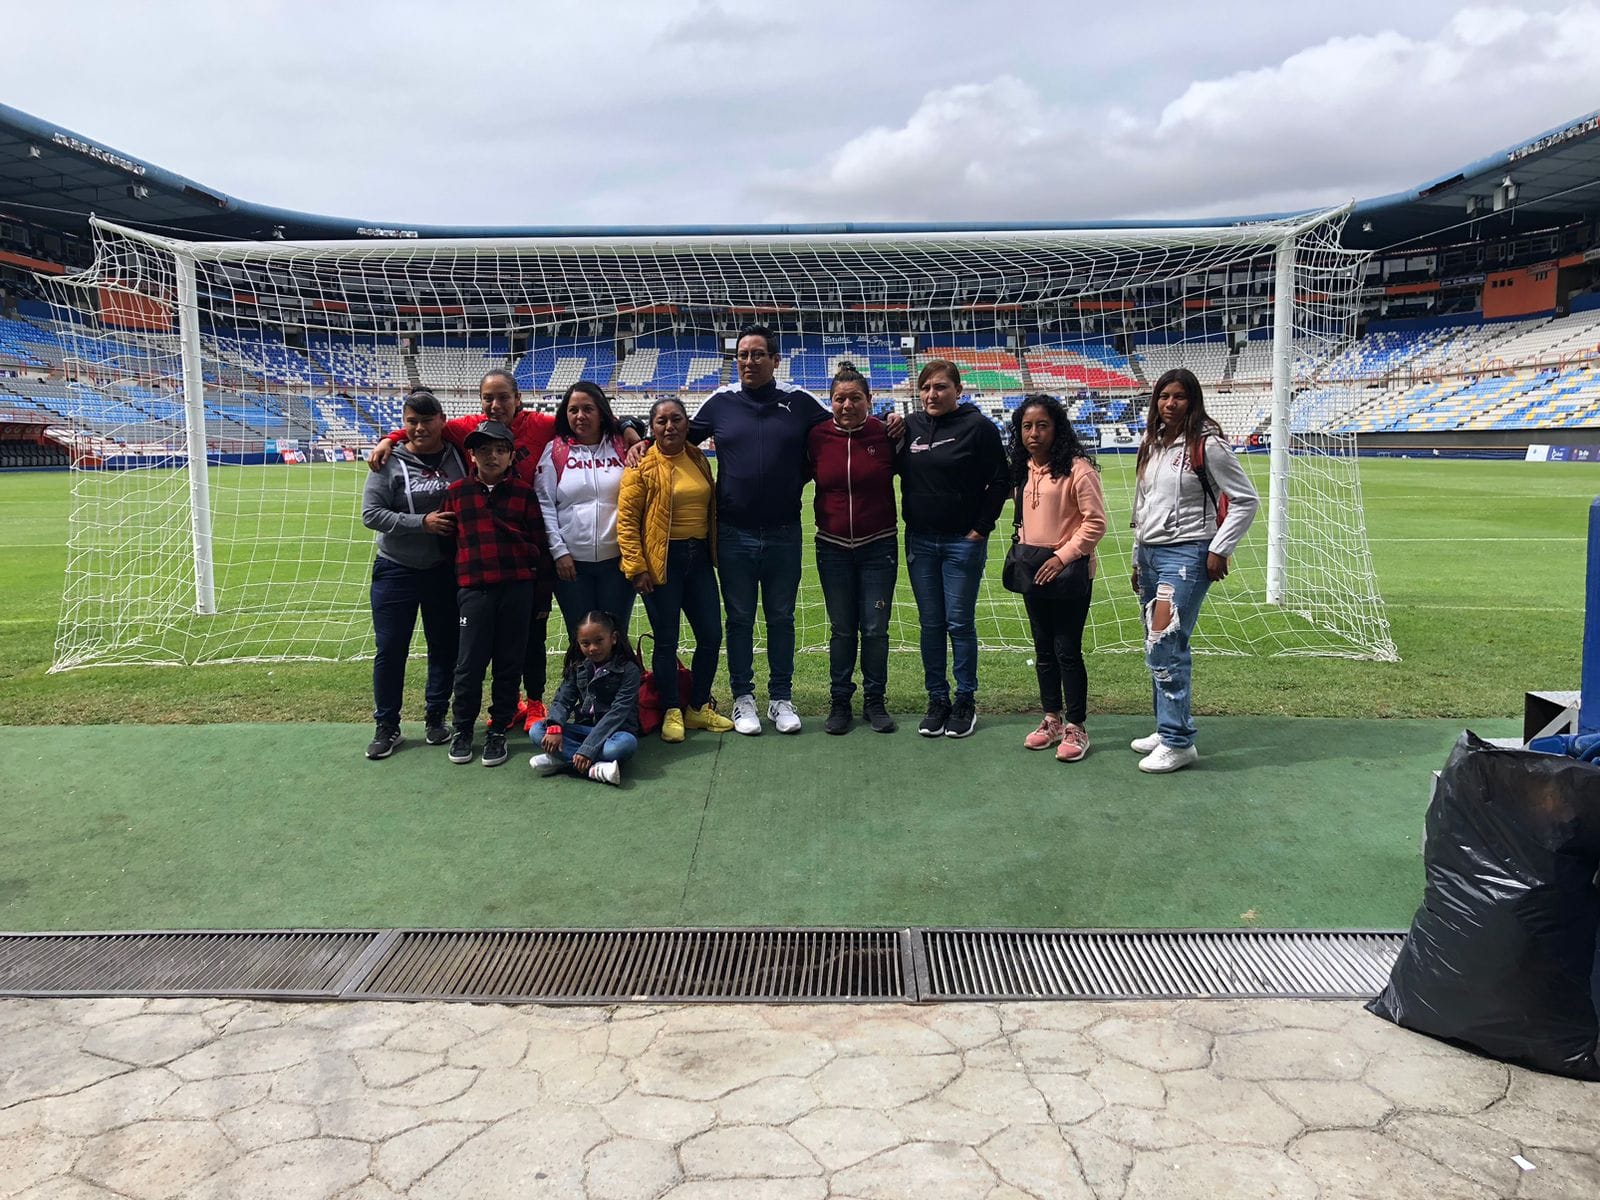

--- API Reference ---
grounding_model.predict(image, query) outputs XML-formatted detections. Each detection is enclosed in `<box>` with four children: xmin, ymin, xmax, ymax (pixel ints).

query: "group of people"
<box><xmin>360</xmin><ymin>324</ymin><xmax>1259</xmax><ymax>784</ymax></box>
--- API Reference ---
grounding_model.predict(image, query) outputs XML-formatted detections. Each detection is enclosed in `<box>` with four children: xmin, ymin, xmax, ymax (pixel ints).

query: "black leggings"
<box><xmin>522</xmin><ymin>606</ymin><xmax>550</xmax><ymax>701</ymax></box>
<box><xmin>1023</xmin><ymin>583</ymin><xmax>1093</xmax><ymax>725</ymax></box>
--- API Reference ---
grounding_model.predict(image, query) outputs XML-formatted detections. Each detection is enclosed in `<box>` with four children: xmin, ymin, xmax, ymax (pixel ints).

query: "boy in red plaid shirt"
<box><xmin>440</xmin><ymin>421</ymin><xmax>552</xmax><ymax>767</ymax></box>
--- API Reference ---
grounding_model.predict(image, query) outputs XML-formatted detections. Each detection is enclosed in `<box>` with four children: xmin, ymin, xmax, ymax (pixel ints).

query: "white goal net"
<box><xmin>46</xmin><ymin>213</ymin><xmax>1395</xmax><ymax>671</ymax></box>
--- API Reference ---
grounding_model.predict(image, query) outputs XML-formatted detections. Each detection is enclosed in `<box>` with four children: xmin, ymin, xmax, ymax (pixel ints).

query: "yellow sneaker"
<box><xmin>661</xmin><ymin>708</ymin><xmax>686</xmax><ymax>743</ymax></box>
<box><xmin>683</xmin><ymin>702</ymin><xmax>735</xmax><ymax>733</ymax></box>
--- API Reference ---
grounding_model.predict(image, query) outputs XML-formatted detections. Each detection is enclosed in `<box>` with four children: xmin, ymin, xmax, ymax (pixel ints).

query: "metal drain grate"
<box><xmin>916</xmin><ymin>929</ymin><xmax>1402</xmax><ymax>1001</ymax></box>
<box><xmin>0</xmin><ymin>930</ymin><xmax>380</xmax><ymax>999</ymax></box>
<box><xmin>347</xmin><ymin>928</ymin><xmax>913</xmax><ymax>1003</ymax></box>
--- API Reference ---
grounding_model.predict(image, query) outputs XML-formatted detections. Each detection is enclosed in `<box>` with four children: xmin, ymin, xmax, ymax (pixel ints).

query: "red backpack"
<box><xmin>1189</xmin><ymin>438</ymin><xmax>1229</xmax><ymax>526</ymax></box>
<box><xmin>550</xmin><ymin>435</ymin><xmax>629</xmax><ymax>482</ymax></box>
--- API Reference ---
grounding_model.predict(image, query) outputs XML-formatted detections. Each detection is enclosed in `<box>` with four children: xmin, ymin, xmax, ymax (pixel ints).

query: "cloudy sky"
<box><xmin>7</xmin><ymin>1</ymin><xmax>1600</xmax><ymax>227</ymax></box>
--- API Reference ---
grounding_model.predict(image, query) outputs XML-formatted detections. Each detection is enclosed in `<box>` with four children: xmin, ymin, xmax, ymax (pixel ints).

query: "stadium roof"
<box><xmin>4</xmin><ymin>100</ymin><xmax>1600</xmax><ymax>253</ymax></box>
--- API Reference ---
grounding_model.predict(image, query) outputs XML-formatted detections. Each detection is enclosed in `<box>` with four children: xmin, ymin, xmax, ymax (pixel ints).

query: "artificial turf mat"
<box><xmin>0</xmin><ymin>715</ymin><xmax>1514</xmax><ymax>933</ymax></box>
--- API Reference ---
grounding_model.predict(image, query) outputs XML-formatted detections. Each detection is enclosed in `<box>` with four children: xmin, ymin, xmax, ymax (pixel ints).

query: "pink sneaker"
<box><xmin>1024</xmin><ymin>714</ymin><xmax>1064</xmax><ymax>750</ymax></box>
<box><xmin>1056</xmin><ymin>723</ymin><xmax>1090</xmax><ymax>762</ymax></box>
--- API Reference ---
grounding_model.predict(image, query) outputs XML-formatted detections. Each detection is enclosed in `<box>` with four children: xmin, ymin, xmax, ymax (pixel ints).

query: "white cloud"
<box><xmin>756</xmin><ymin>4</ymin><xmax>1600</xmax><ymax>222</ymax></box>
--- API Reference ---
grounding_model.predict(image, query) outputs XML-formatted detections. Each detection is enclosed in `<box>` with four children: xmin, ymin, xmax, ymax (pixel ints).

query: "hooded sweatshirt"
<box><xmin>361</xmin><ymin>441</ymin><xmax>468</xmax><ymax>569</ymax></box>
<box><xmin>1131</xmin><ymin>433</ymin><xmax>1259</xmax><ymax>557</ymax></box>
<box><xmin>533</xmin><ymin>435</ymin><xmax>630</xmax><ymax>563</ymax></box>
<box><xmin>897</xmin><ymin>403</ymin><xmax>1010</xmax><ymax>537</ymax></box>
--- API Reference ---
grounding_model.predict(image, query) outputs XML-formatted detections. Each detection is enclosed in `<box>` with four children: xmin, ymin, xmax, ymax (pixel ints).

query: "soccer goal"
<box><xmin>45</xmin><ymin>212</ymin><xmax>1395</xmax><ymax>671</ymax></box>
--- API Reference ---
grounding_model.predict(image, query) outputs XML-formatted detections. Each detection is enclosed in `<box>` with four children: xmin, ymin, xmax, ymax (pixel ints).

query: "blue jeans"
<box><xmin>815</xmin><ymin>536</ymin><xmax>898</xmax><ymax>701</ymax></box>
<box><xmin>1135</xmin><ymin>541</ymin><xmax>1213</xmax><ymax>749</ymax></box>
<box><xmin>370</xmin><ymin>556</ymin><xmax>458</xmax><ymax>727</ymax></box>
<box><xmin>554</xmin><ymin>556</ymin><xmax>637</xmax><ymax>644</ymax></box>
<box><xmin>717</xmin><ymin>521</ymin><xmax>802</xmax><ymax>701</ymax></box>
<box><xmin>528</xmin><ymin>719</ymin><xmax>639</xmax><ymax>764</ymax></box>
<box><xmin>905</xmin><ymin>530</ymin><xmax>988</xmax><ymax>702</ymax></box>
<box><xmin>641</xmin><ymin>538</ymin><xmax>722</xmax><ymax>710</ymax></box>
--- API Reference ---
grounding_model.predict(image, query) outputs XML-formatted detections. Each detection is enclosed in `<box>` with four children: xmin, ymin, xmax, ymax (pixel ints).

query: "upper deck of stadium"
<box><xmin>2</xmin><ymin>101</ymin><xmax>1598</xmax><ymax>251</ymax></box>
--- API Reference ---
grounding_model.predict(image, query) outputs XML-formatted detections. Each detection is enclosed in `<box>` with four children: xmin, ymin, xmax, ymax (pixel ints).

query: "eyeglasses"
<box><xmin>735</xmin><ymin>350</ymin><xmax>770</xmax><ymax>361</ymax></box>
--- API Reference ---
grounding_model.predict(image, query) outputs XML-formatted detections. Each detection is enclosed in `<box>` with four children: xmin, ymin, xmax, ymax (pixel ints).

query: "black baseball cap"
<box><xmin>465</xmin><ymin>420</ymin><xmax>515</xmax><ymax>449</ymax></box>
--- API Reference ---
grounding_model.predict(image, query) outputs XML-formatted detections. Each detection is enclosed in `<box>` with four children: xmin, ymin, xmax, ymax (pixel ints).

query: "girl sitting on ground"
<box><xmin>529</xmin><ymin>610</ymin><xmax>641</xmax><ymax>786</ymax></box>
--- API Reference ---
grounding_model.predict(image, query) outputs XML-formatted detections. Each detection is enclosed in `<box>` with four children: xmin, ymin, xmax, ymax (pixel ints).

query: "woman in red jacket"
<box><xmin>807</xmin><ymin>364</ymin><xmax>900</xmax><ymax>735</ymax></box>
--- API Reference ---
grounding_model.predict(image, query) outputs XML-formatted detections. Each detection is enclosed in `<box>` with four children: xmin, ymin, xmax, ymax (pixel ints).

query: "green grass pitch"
<box><xmin>0</xmin><ymin>456</ymin><xmax>1591</xmax><ymax>726</ymax></box>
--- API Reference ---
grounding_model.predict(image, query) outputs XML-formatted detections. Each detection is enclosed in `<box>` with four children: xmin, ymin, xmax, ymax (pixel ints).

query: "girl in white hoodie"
<box><xmin>1129</xmin><ymin>368</ymin><xmax>1259</xmax><ymax>774</ymax></box>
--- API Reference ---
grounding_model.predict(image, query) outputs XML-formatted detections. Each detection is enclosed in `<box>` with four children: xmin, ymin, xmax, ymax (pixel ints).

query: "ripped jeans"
<box><xmin>1135</xmin><ymin>541</ymin><xmax>1213</xmax><ymax>750</ymax></box>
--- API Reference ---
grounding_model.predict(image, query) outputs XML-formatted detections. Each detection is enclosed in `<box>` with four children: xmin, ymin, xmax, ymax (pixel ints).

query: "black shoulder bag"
<box><xmin>1001</xmin><ymin>483</ymin><xmax>1091</xmax><ymax>599</ymax></box>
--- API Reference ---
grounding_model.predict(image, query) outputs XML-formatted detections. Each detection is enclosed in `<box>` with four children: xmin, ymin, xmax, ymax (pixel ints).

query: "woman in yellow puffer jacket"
<box><xmin>617</xmin><ymin>397</ymin><xmax>736</xmax><ymax>743</ymax></box>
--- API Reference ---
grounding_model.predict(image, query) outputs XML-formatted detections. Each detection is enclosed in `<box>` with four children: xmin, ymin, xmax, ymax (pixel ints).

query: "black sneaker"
<box><xmin>863</xmin><ymin>696</ymin><xmax>897</xmax><ymax>734</ymax></box>
<box><xmin>919</xmin><ymin>697</ymin><xmax>951</xmax><ymax>738</ymax></box>
<box><xmin>944</xmin><ymin>694</ymin><xmax>978</xmax><ymax>739</ymax></box>
<box><xmin>481</xmin><ymin>730</ymin><xmax>509</xmax><ymax>767</ymax></box>
<box><xmin>448</xmin><ymin>730</ymin><xmax>475</xmax><ymax>764</ymax></box>
<box><xmin>824</xmin><ymin>698</ymin><xmax>853</xmax><ymax>735</ymax></box>
<box><xmin>365</xmin><ymin>724</ymin><xmax>402</xmax><ymax>760</ymax></box>
<box><xmin>424</xmin><ymin>717</ymin><xmax>451</xmax><ymax>746</ymax></box>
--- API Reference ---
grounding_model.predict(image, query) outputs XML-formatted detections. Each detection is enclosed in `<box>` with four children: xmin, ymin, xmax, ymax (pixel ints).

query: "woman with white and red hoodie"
<box><xmin>806</xmin><ymin>364</ymin><xmax>900</xmax><ymax>735</ymax></box>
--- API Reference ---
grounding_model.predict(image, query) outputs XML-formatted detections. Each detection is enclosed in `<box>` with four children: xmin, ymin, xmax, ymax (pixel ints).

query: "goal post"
<box><xmin>44</xmin><ymin>211</ymin><xmax>1396</xmax><ymax>671</ymax></box>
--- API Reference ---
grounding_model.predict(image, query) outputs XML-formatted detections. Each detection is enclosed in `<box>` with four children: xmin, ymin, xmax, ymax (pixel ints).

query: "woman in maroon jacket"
<box><xmin>807</xmin><ymin>364</ymin><xmax>899</xmax><ymax>734</ymax></box>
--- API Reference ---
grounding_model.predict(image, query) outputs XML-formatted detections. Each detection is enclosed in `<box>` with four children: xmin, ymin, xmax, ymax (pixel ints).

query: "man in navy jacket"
<box><xmin>688</xmin><ymin>324</ymin><xmax>828</xmax><ymax>735</ymax></box>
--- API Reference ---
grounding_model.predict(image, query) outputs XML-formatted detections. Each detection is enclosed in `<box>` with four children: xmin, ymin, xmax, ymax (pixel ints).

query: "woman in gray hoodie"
<box><xmin>1129</xmin><ymin>368</ymin><xmax>1259</xmax><ymax>774</ymax></box>
<box><xmin>360</xmin><ymin>388</ymin><xmax>468</xmax><ymax>759</ymax></box>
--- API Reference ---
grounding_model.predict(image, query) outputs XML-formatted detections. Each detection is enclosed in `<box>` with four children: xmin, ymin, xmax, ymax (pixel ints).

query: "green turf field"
<box><xmin>0</xmin><ymin>457</ymin><xmax>1592</xmax><ymax>725</ymax></box>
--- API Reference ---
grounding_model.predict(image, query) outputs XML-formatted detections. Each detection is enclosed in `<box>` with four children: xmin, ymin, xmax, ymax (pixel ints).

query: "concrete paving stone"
<box><xmin>1288</xmin><ymin>1129</ymin><xmax>1498</xmax><ymax>1200</ymax></box>
<box><xmin>658</xmin><ymin>1181</ymin><xmax>827</xmax><ymax>1200</ymax></box>
<box><xmin>888</xmin><ymin>1099</ymin><xmax>1009</xmax><ymax>1147</ymax></box>
<box><xmin>1122</xmin><ymin>1143</ymin><xmax>1318</xmax><ymax>1200</ymax></box>
<box><xmin>385</xmin><ymin>1011</ymin><xmax>475</xmax><ymax>1055</ymax></box>
<box><xmin>367</xmin><ymin>1065</ymin><xmax>478</xmax><ymax>1108</ymax></box>
<box><xmin>599</xmin><ymin>1092</ymin><xmax>717</xmax><ymax>1142</ymax></box>
<box><xmin>417</xmin><ymin>1066</ymin><xmax>539</xmax><ymax>1122</ymax></box>
<box><xmin>537</xmin><ymin>1051</ymin><xmax>630</xmax><ymax>1105</ymax></box>
<box><xmin>1029</xmin><ymin>1072</ymin><xmax>1106</xmax><ymax>1125</ymax></box>
<box><xmin>34</xmin><ymin>1068</ymin><xmax>181</xmax><ymax>1137</ymax></box>
<box><xmin>583</xmin><ymin>1135</ymin><xmax>682</xmax><ymax>1200</ymax></box>
<box><xmin>713</xmin><ymin>1076</ymin><xmax>820</xmax><ymax>1125</ymax></box>
<box><xmin>1078</xmin><ymin>1104</ymin><xmax>1208</xmax><ymax>1151</ymax></box>
<box><xmin>1385</xmin><ymin>1111</ymin><xmax>1526</xmax><ymax>1194</ymax></box>
<box><xmin>0</xmin><ymin>1131</ymin><xmax>79</xmax><ymax>1198</ymax></box>
<box><xmin>594</xmin><ymin>1013</ymin><xmax>667</xmax><ymax>1059</ymax></box>
<box><xmin>831</xmin><ymin>1142</ymin><xmax>997</xmax><ymax>1199</ymax></box>
<box><xmin>1061</xmin><ymin>1130</ymin><xmax>1135</xmax><ymax>1200</ymax></box>
<box><xmin>269</xmin><ymin>1056</ymin><xmax>371</xmax><ymax>1107</ymax></box>
<box><xmin>165</xmin><ymin>1027</ymin><xmax>327</xmax><ymax>1080</ymax></box>
<box><xmin>1089</xmin><ymin>1016</ymin><xmax>1214</xmax><ymax>1073</ymax></box>
<box><xmin>374</xmin><ymin>1120</ymin><xmax>484</xmax><ymax>1191</ymax></box>
<box><xmin>915</xmin><ymin>1004</ymin><xmax>1005</xmax><ymax>1050</ymax></box>
<box><xmin>1211</xmin><ymin>1027</ymin><xmax>1367</xmax><ymax>1081</ymax></box>
<box><xmin>314</xmin><ymin>1097</ymin><xmax>427</xmax><ymax>1142</ymax></box>
<box><xmin>811</xmin><ymin>1053</ymin><xmax>964</xmax><ymax>1108</ymax></box>
<box><xmin>1249</xmin><ymin>1000</ymin><xmax>1363</xmax><ymax>1031</ymax></box>
<box><xmin>1340</xmin><ymin>1012</ymin><xmax>1463</xmax><ymax>1058</ymax></box>
<box><xmin>216</xmin><ymin>1100</ymin><xmax>319</xmax><ymax>1152</ymax></box>
<box><xmin>445</xmin><ymin>1026</ymin><xmax>528</xmax><ymax>1069</ymax></box>
<box><xmin>76</xmin><ymin>1015</ymin><xmax>214</xmax><ymax>1068</ymax></box>
<box><xmin>51</xmin><ymin>999</ymin><xmax>147</xmax><ymax>1028</ymax></box>
<box><xmin>1477</xmin><ymin>1102</ymin><xmax>1600</xmax><ymax>1153</ymax></box>
<box><xmin>654</xmin><ymin>1005</ymin><xmax>778</xmax><ymax>1033</ymax></box>
<box><xmin>1085</xmin><ymin>1058</ymin><xmax>1167</xmax><ymax>1108</ymax></box>
<box><xmin>511</xmin><ymin>1003</ymin><xmax>611</xmax><ymax>1030</ymax></box>
<box><xmin>632</xmin><ymin>1030</ymin><xmax>834</xmax><ymax>1101</ymax></box>
<box><xmin>680</xmin><ymin>1126</ymin><xmax>822</xmax><ymax>1178</ymax></box>
<box><xmin>766</xmin><ymin>1010</ymin><xmax>951</xmax><ymax>1057</ymax></box>
<box><xmin>73</xmin><ymin>1119</ymin><xmax>237</xmax><ymax>1200</ymax></box>
<box><xmin>409</xmin><ymin>1108</ymin><xmax>610</xmax><ymax>1200</ymax></box>
<box><xmin>938</xmin><ymin>1067</ymin><xmax>1053</xmax><ymax>1123</ymax></box>
<box><xmin>1517</xmin><ymin>1148</ymin><xmax>1600</xmax><ymax>1200</ymax></box>
<box><xmin>290</xmin><ymin>1005</ymin><xmax>416</xmax><ymax>1049</ymax></box>
<box><xmin>1162</xmin><ymin>1070</ymin><xmax>1303</xmax><ymax>1147</ymax></box>
<box><xmin>1261</xmin><ymin>1079</ymin><xmax>1395</xmax><ymax>1129</ymax></box>
<box><xmin>437</xmin><ymin>1002</ymin><xmax>526</xmax><ymax>1035</ymax></box>
<box><xmin>336</xmin><ymin>1182</ymin><xmax>405</xmax><ymax>1200</ymax></box>
<box><xmin>12</xmin><ymin>1181</ymin><xmax>123</xmax><ymax>1200</ymax></box>
<box><xmin>205</xmin><ymin>1007</ymin><xmax>287</xmax><ymax>1038</ymax></box>
<box><xmin>1001</xmin><ymin>1028</ymin><xmax>1102</xmax><ymax>1074</ymax></box>
<box><xmin>1</xmin><ymin>1047</ymin><xmax>128</xmax><ymax>1108</ymax></box>
<box><xmin>1</xmin><ymin>1022</ymin><xmax>89</xmax><ymax>1063</ymax></box>
<box><xmin>997</xmin><ymin>1001</ymin><xmax>1116</xmax><ymax>1033</ymax></box>
<box><xmin>979</xmin><ymin>1124</ymin><xmax>1095</xmax><ymax>1199</ymax></box>
<box><xmin>788</xmin><ymin>1107</ymin><xmax>906</xmax><ymax>1170</ymax></box>
<box><xmin>140</xmin><ymin>998</ymin><xmax>228</xmax><ymax>1015</ymax></box>
<box><xmin>1363</xmin><ymin>1049</ymin><xmax>1509</xmax><ymax>1114</ymax></box>
<box><xmin>185</xmin><ymin>1137</ymin><xmax>370</xmax><ymax>1200</ymax></box>
<box><xmin>1503</xmin><ymin>1069</ymin><xmax>1600</xmax><ymax>1124</ymax></box>
<box><xmin>156</xmin><ymin>1074</ymin><xmax>275</xmax><ymax>1120</ymax></box>
<box><xmin>0</xmin><ymin>1102</ymin><xmax>43</xmax><ymax>1139</ymax></box>
<box><xmin>513</xmin><ymin>1023</ymin><xmax>594</xmax><ymax>1067</ymax></box>
<box><xmin>982</xmin><ymin>1187</ymin><xmax>1036</xmax><ymax>1200</ymax></box>
<box><xmin>0</xmin><ymin>1003</ymin><xmax>49</xmax><ymax>1039</ymax></box>
<box><xmin>1172</xmin><ymin>1000</ymin><xmax>1287</xmax><ymax>1036</ymax></box>
<box><xmin>352</xmin><ymin>1047</ymin><xmax>442</xmax><ymax>1088</ymax></box>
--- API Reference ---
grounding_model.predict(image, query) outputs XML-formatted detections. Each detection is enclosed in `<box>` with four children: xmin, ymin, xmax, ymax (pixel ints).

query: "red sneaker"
<box><xmin>522</xmin><ymin>699</ymin><xmax>548</xmax><ymax>731</ymax></box>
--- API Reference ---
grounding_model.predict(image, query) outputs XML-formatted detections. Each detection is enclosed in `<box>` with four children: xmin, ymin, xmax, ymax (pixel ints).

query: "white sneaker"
<box><xmin>768</xmin><ymin>699</ymin><xmax>802</xmax><ymax>735</ymax></box>
<box><xmin>732</xmin><ymin>693</ymin><xmax>762</xmax><ymax>736</ymax></box>
<box><xmin>587</xmin><ymin>761</ymin><xmax>621</xmax><ymax>786</ymax></box>
<box><xmin>529</xmin><ymin>753</ymin><xmax>565</xmax><ymax>776</ymax></box>
<box><xmin>1138</xmin><ymin>743</ymin><xmax>1199</xmax><ymax>774</ymax></box>
<box><xmin>1130</xmin><ymin>731</ymin><xmax>1162</xmax><ymax>754</ymax></box>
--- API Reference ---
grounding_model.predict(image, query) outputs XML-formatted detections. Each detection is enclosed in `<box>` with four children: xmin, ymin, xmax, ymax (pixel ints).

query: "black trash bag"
<box><xmin>1367</xmin><ymin>730</ymin><xmax>1600</xmax><ymax>1080</ymax></box>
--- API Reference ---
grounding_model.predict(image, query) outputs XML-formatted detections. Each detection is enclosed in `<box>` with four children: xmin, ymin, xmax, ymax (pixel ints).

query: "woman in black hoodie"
<box><xmin>897</xmin><ymin>358</ymin><xmax>1009</xmax><ymax>739</ymax></box>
